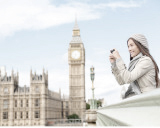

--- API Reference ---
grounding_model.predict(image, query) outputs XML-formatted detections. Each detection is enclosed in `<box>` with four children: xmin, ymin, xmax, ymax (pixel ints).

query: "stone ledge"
<box><xmin>97</xmin><ymin>88</ymin><xmax>160</xmax><ymax>126</ymax></box>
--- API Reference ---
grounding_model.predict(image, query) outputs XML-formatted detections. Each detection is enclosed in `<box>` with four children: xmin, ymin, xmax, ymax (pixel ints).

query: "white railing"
<box><xmin>96</xmin><ymin>88</ymin><xmax>160</xmax><ymax>126</ymax></box>
<box><xmin>47</xmin><ymin>119</ymin><xmax>84</xmax><ymax>126</ymax></box>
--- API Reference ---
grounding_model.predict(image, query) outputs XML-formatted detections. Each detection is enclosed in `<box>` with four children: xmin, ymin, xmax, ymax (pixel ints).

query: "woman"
<box><xmin>109</xmin><ymin>34</ymin><xmax>159</xmax><ymax>99</ymax></box>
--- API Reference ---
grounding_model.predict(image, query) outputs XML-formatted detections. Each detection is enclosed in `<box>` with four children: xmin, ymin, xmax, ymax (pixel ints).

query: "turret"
<box><xmin>0</xmin><ymin>69</ymin><xmax>19</xmax><ymax>94</ymax></box>
<box><xmin>30</xmin><ymin>68</ymin><xmax>48</xmax><ymax>94</ymax></box>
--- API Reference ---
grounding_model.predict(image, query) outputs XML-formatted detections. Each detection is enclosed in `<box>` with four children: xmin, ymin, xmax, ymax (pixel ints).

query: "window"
<box><xmin>21</xmin><ymin>100</ymin><xmax>23</xmax><ymax>107</ymax></box>
<box><xmin>26</xmin><ymin>100</ymin><xmax>28</xmax><ymax>107</ymax></box>
<box><xmin>35</xmin><ymin>111</ymin><xmax>40</xmax><ymax>118</ymax></box>
<box><xmin>4</xmin><ymin>88</ymin><xmax>8</xmax><ymax>94</ymax></box>
<box><xmin>15</xmin><ymin>100</ymin><xmax>17</xmax><ymax>107</ymax></box>
<box><xmin>66</xmin><ymin>102</ymin><xmax>68</xmax><ymax>108</ymax></box>
<box><xmin>35</xmin><ymin>87</ymin><xmax>39</xmax><ymax>93</ymax></box>
<box><xmin>66</xmin><ymin>112</ymin><xmax>68</xmax><ymax>117</ymax></box>
<box><xmin>20</xmin><ymin>112</ymin><xmax>23</xmax><ymax>119</ymax></box>
<box><xmin>15</xmin><ymin>112</ymin><xmax>17</xmax><ymax>119</ymax></box>
<box><xmin>3</xmin><ymin>100</ymin><xmax>9</xmax><ymax>108</ymax></box>
<box><xmin>3</xmin><ymin>112</ymin><xmax>8</xmax><ymax>119</ymax></box>
<box><xmin>26</xmin><ymin>112</ymin><xmax>28</xmax><ymax>119</ymax></box>
<box><xmin>35</xmin><ymin>99</ymin><xmax>39</xmax><ymax>107</ymax></box>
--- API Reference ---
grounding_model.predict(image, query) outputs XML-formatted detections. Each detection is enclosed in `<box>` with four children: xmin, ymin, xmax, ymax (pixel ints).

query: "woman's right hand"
<box><xmin>109</xmin><ymin>53</ymin><xmax>116</xmax><ymax>63</ymax></box>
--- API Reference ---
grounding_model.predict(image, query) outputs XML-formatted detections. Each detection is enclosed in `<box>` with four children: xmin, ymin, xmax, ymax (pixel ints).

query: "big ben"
<box><xmin>68</xmin><ymin>19</ymin><xmax>86</xmax><ymax>119</ymax></box>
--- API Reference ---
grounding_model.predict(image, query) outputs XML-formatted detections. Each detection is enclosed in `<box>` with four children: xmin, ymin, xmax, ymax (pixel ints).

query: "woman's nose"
<box><xmin>128</xmin><ymin>47</ymin><xmax>131</xmax><ymax>51</ymax></box>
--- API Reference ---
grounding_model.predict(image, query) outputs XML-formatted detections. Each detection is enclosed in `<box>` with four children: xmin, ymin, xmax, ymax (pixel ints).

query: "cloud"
<box><xmin>0</xmin><ymin>0</ymin><xmax>100</xmax><ymax>37</ymax></box>
<box><xmin>104</xmin><ymin>1</ymin><xmax>141</xmax><ymax>9</ymax></box>
<box><xmin>0</xmin><ymin>0</ymin><xmax>143</xmax><ymax>37</ymax></box>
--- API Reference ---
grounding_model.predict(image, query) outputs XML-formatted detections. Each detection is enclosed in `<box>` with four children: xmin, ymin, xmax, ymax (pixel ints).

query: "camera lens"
<box><xmin>110</xmin><ymin>49</ymin><xmax>115</xmax><ymax>53</ymax></box>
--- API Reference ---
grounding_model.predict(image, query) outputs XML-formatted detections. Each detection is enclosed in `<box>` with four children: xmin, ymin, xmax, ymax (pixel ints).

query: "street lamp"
<box><xmin>90</xmin><ymin>66</ymin><xmax>97</xmax><ymax>109</ymax></box>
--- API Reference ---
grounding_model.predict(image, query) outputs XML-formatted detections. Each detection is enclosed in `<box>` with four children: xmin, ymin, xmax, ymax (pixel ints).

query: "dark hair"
<box><xmin>127</xmin><ymin>38</ymin><xmax>159</xmax><ymax>87</ymax></box>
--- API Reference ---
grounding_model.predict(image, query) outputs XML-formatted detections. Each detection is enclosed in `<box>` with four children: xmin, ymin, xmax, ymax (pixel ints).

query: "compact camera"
<box><xmin>110</xmin><ymin>49</ymin><xmax>115</xmax><ymax>53</ymax></box>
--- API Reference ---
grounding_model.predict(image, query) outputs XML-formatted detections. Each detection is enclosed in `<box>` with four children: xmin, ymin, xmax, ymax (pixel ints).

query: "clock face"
<box><xmin>71</xmin><ymin>50</ymin><xmax>80</xmax><ymax>59</ymax></box>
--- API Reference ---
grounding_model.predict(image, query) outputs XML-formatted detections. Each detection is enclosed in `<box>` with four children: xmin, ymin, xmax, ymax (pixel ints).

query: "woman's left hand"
<box><xmin>112</xmin><ymin>49</ymin><xmax>121</xmax><ymax>59</ymax></box>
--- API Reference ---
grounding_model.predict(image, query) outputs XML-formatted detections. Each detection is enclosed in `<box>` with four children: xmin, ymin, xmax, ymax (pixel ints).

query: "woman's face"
<box><xmin>128</xmin><ymin>39</ymin><xmax>140</xmax><ymax>58</ymax></box>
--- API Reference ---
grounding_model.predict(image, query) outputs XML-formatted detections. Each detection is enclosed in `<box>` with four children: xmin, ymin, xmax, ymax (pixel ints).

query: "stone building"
<box><xmin>0</xmin><ymin>69</ymin><xmax>62</xmax><ymax>126</ymax></box>
<box><xmin>0</xmin><ymin>20</ymin><xmax>86</xmax><ymax>126</ymax></box>
<box><xmin>68</xmin><ymin>19</ymin><xmax>86</xmax><ymax>119</ymax></box>
<box><xmin>62</xmin><ymin>94</ymin><xmax>69</xmax><ymax>119</ymax></box>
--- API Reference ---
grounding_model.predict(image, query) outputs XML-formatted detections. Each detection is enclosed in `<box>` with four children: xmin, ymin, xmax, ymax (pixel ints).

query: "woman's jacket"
<box><xmin>111</xmin><ymin>55</ymin><xmax>156</xmax><ymax>94</ymax></box>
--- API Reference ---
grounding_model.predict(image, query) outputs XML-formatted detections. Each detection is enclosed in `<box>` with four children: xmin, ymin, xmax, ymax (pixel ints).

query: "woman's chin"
<box><xmin>131</xmin><ymin>55</ymin><xmax>135</xmax><ymax>58</ymax></box>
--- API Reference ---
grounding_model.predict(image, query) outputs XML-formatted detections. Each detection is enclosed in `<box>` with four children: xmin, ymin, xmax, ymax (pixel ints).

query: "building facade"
<box><xmin>0</xmin><ymin>69</ymin><xmax>62</xmax><ymax>126</ymax></box>
<box><xmin>68</xmin><ymin>20</ymin><xmax>86</xmax><ymax>119</ymax></box>
<box><xmin>62</xmin><ymin>94</ymin><xmax>69</xmax><ymax>119</ymax></box>
<box><xmin>0</xmin><ymin>20</ymin><xmax>86</xmax><ymax>126</ymax></box>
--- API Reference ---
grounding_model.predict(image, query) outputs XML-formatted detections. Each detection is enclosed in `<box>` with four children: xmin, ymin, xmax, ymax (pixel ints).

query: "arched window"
<box><xmin>3</xmin><ymin>100</ymin><xmax>8</xmax><ymax>108</ymax></box>
<box><xmin>4</xmin><ymin>88</ymin><xmax>8</xmax><ymax>94</ymax></box>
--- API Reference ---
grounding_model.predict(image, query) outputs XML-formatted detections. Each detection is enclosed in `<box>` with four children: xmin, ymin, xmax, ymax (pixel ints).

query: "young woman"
<box><xmin>109</xmin><ymin>34</ymin><xmax>159</xmax><ymax>99</ymax></box>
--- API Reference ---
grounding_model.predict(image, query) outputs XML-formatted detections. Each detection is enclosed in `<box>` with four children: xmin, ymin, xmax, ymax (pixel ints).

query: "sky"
<box><xmin>0</xmin><ymin>0</ymin><xmax>160</xmax><ymax>105</ymax></box>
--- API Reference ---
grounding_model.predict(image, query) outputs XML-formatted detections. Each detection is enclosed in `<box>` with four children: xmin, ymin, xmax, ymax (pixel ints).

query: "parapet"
<box><xmin>0</xmin><ymin>69</ymin><xmax>19</xmax><ymax>85</ymax></box>
<box><xmin>30</xmin><ymin>68</ymin><xmax>48</xmax><ymax>84</ymax></box>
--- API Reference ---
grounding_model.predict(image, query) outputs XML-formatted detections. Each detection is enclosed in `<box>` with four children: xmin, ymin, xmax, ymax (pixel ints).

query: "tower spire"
<box><xmin>72</xmin><ymin>16</ymin><xmax>80</xmax><ymax>36</ymax></box>
<box><xmin>70</xmin><ymin>16</ymin><xmax>83</xmax><ymax>43</ymax></box>
<box><xmin>73</xmin><ymin>15</ymin><xmax>79</xmax><ymax>30</ymax></box>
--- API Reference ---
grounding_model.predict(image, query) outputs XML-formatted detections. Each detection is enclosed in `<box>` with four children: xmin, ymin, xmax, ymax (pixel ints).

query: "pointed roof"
<box><xmin>73</xmin><ymin>17</ymin><xmax>79</xmax><ymax>30</ymax></box>
<box><xmin>70</xmin><ymin>17</ymin><xmax>83</xmax><ymax>43</ymax></box>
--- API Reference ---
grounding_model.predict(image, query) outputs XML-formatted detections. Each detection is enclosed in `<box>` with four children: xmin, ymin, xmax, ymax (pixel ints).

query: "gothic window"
<box><xmin>35</xmin><ymin>99</ymin><xmax>39</xmax><ymax>107</ymax></box>
<box><xmin>35</xmin><ymin>111</ymin><xmax>40</xmax><ymax>118</ymax></box>
<box><xmin>66</xmin><ymin>102</ymin><xmax>68</xmax><ymax>108</ymax></box>
<box><xmin>15</xmin><ymin>100</ymin><xmax>17</xmax><ymax>107</ymax></box>
<box><xmin>3</xmin><ymin>112</ymin><xmax>8</xmax><ymax>119</ymax></box>
<box><xmin>21</xmin><ymin>100</ymin><xmax>23</xmax><ymax>107</ymax></box>
<box><xmin>3</xmin><ymin>100</ymin><xmax>9</xmax><ymax>108</ymax></box>
<box><xmin>26</xmin><ymin>112</ymin><xmax>28</xmax><ymax>119</ymax></box>
<box><xmin>66</xmin><ymin>112</ymin><xmax>68</xmax><ymax>117</ymax></box>
<box><xmin>4</xmin><ymin>87</ymin><xmax>8</xmax><ymax>94</ymax></box>
<box><xmin>20</xmin><ymin>112</ymin><xmax>23</xmax><ymax>119</ymax></box>
<box><xmin>35</xmin><ymin>87</ymin><xmax>39</xmax><ymax>93</ymax></box>
<box><xmin>26</xmin><ymin>100</ymin><xmax>29</xmax><ymax>107</ymax></box>
<box><xmin>40</xmin><ymin>75</ymin><xmax>42</xmax><ymax>80</ymax></box>
<box><xmin>15</xmin><ymin>112</ymin><xmax>17</xmax><ymax>119</ymax></box>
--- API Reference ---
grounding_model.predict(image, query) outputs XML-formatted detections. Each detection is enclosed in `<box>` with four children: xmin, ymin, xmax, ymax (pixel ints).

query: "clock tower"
<box><xmin>68</xmin><ymin>19</ymin><xmax>86</xmax><ymax>119</ymax></box>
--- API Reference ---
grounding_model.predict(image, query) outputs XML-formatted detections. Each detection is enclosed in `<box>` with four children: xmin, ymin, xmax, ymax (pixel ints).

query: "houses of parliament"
<box><xmin>0</xmin><ymin>20</ymin><xmax>86</xmax><ymax>126</ymax></box>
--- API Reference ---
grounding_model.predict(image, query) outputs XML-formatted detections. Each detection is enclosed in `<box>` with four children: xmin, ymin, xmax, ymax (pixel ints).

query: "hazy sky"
<box><xmin>0</xmin><ymin>0</ymin><xmax>160</xmax><ymax>105</ymax></box>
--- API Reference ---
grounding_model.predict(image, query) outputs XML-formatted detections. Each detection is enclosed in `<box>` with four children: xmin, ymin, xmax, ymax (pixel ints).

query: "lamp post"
<box><xmin>90</xmin><ymin>66</ymin><xmax>97</xmax><ymax>109</ymax></box>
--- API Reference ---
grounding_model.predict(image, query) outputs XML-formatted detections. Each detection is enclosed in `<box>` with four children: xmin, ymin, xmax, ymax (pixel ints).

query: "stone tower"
<box><xmin>30</xmin><ymin>68</ymin><xmax>48</xmax><ymax>125</ymax></box>
<box><xmin>0</xmin><ymin>69</ymin><xmax>19</xmax><ymax>126</ymax></box>
<box><xmin>68</xmin><ymin>19</ymin><xmax>86</xmax><ymax>119</ymax></box>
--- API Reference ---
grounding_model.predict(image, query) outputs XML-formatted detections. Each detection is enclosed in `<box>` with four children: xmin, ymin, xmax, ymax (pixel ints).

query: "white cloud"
<box><xmin>0</xmin><ymin>0</ymin><xmax>143</xmax><ymax>37</ymax></box>
<box><xmin>106</xmin><ymin>1</ymin><xmax>141</xmax><ymax>9</ymax></box>
<box><xmin>0</xmin><ymin>0</ymin><xmax>100</xmax><ymax>37</ymax></box>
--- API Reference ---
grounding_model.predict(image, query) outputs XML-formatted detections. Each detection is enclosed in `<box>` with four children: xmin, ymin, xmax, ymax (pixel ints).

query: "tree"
<box><xmin>86</xmin><ymin>103</ymin><xmax>90</xmax><ymax>110</ymax></box>
<box><xmin>97</xmin><ymin>100</ymin><xmax>102</xmax><ymax>107</ymax></box>
<box><xmin>67</xmin><ymin>114</ymin><xmax>79</xmax><ymax>119</ymax></box>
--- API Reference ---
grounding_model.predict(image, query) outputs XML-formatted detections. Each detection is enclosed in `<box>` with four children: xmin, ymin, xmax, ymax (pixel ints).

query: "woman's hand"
<box><xmin>109</xmin><ymin>49</ymin><xmax>121</xmax><ymax>63</ymax></box>
<box><xmin>112</xmin><ymin>49</ymin><xmax>121</xmax><ymax>59</ymax></box>
<box><xmin>109</xmin><ymin>54</ymin><xmax>116</xmax><ymax>63</ymax></box>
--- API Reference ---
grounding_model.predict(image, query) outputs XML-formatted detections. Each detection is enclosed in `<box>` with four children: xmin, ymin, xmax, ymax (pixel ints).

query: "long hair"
<box><xmin>127</xmin><ymin>38</ymin><xmax>159</xmax><ymax>87</ymax></box>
